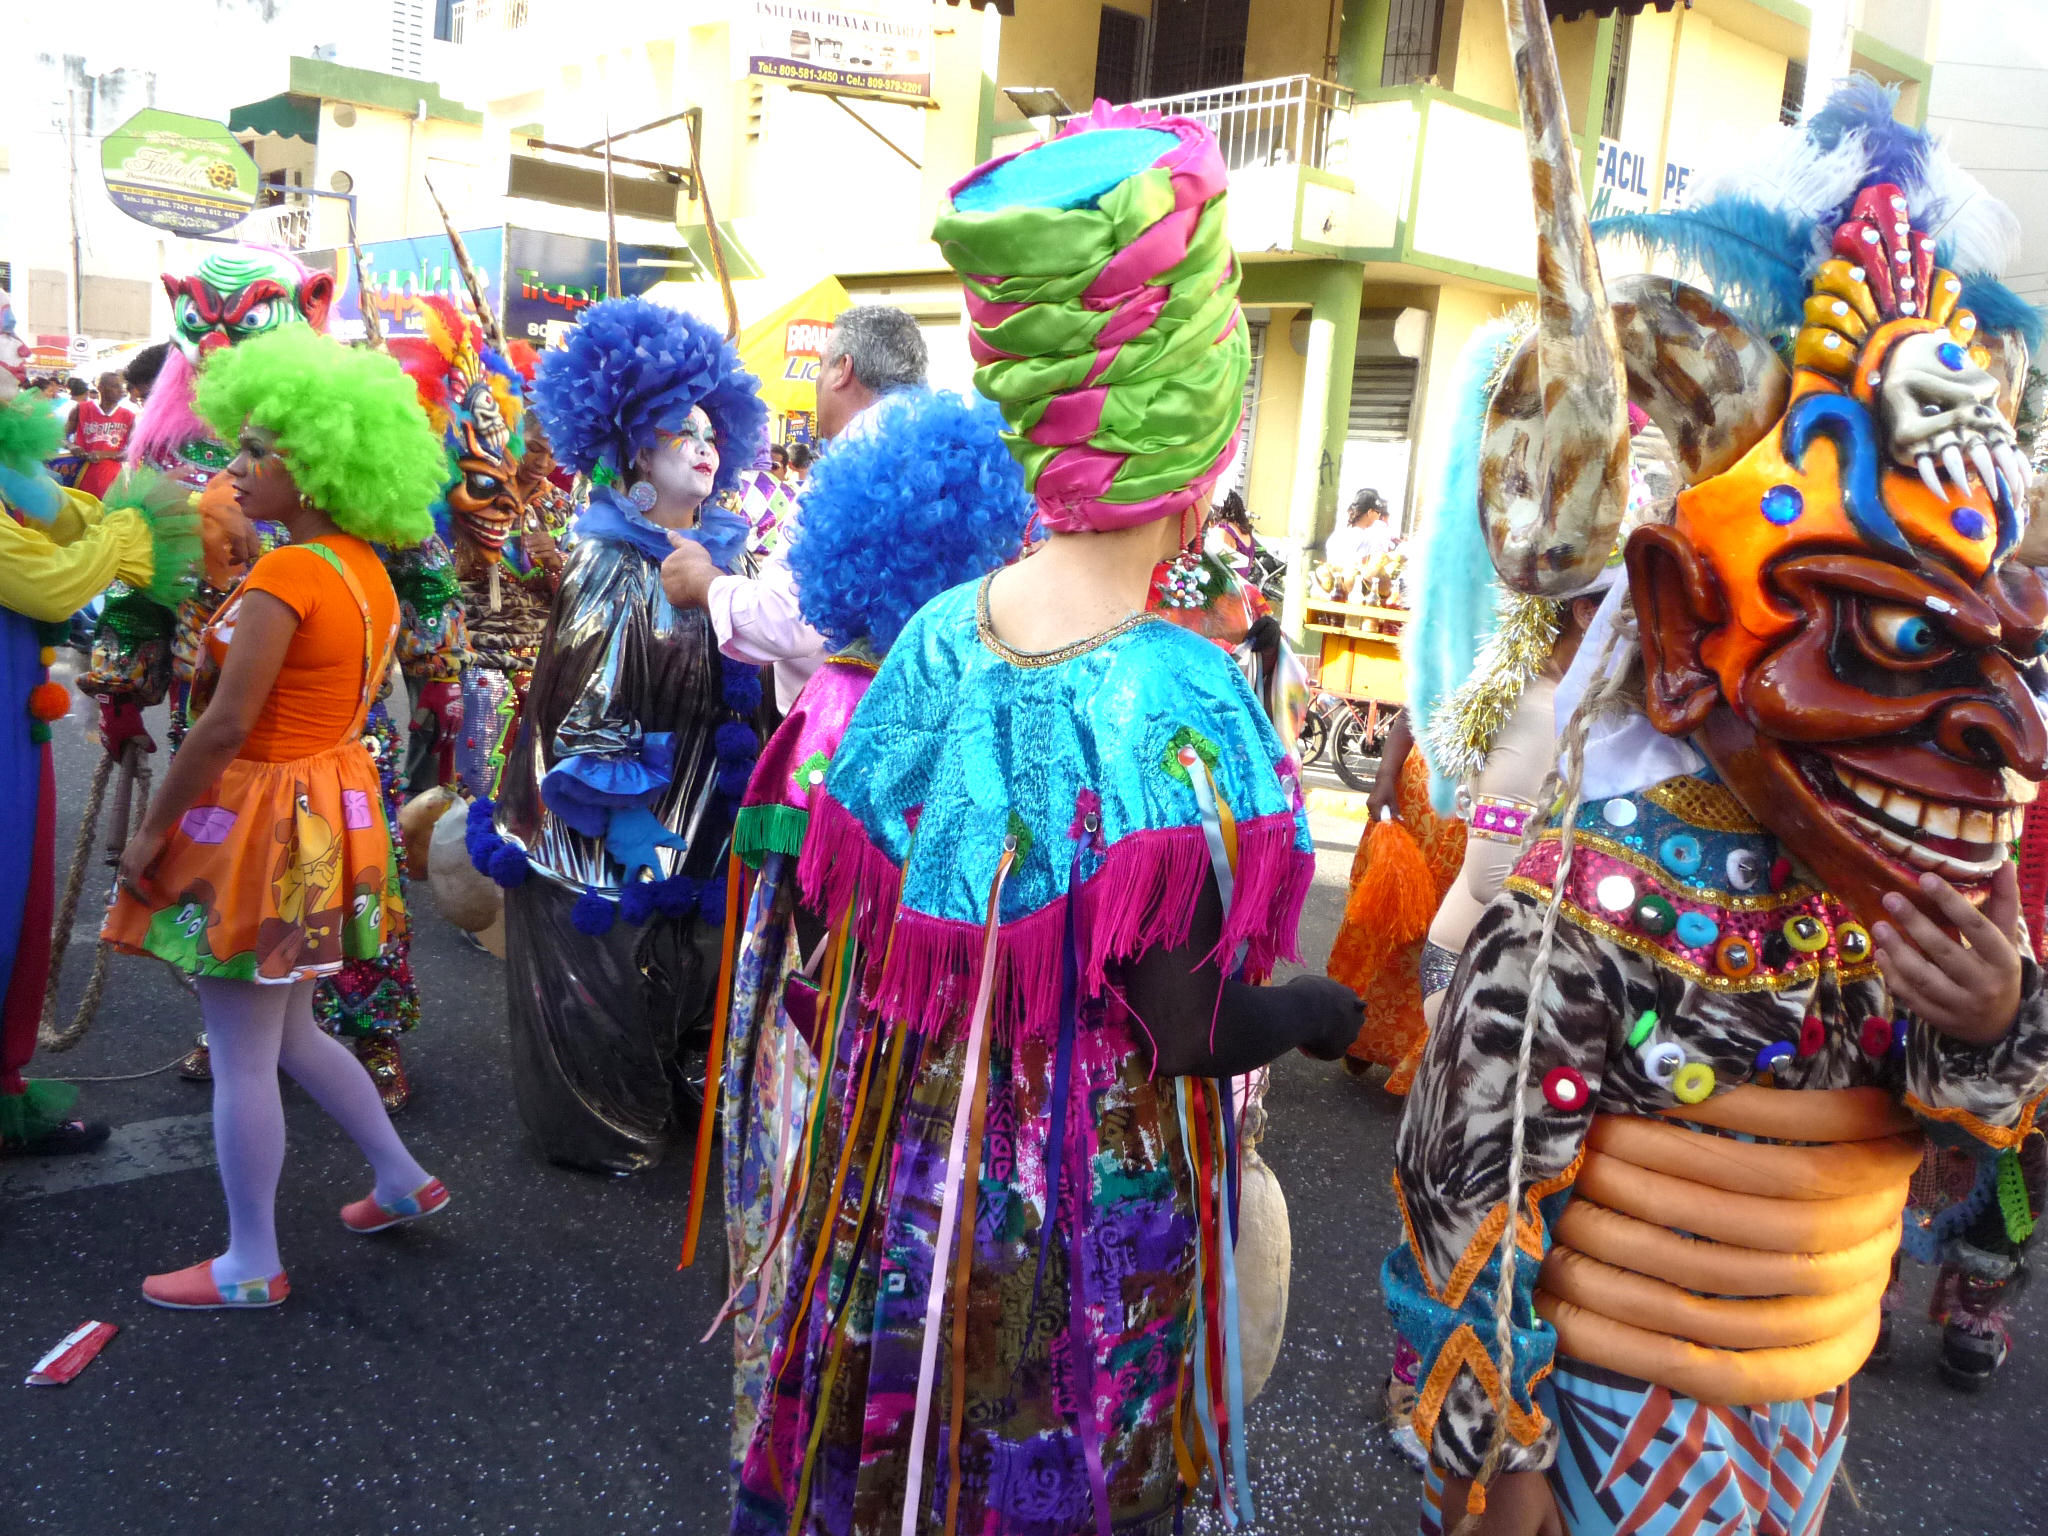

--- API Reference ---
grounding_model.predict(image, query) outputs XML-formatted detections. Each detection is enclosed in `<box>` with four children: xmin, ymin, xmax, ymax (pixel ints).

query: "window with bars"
<box><xmin>1146</xmin><ymin>0</ymin><xmax>1251</xmax><ymax>99</ymax></box>
<box><xmin>1781</xmin><ymin>58</ymin><xmax>1806</xmax><ymax>125</ymax></box>
<box><xmin>1601</xmin><ymin>12</ymin><xmax>1633</xmax><ymax>137</ymax></box>
<box><xmin>1381</xmin><ymin>0</ymin><xmax>1447</xmax><ymax>87</ymax></box>
<box><xmin>1095</xmin><ymin>7</ymin><xmax>1145</xmax><ymax>106</ymax></box>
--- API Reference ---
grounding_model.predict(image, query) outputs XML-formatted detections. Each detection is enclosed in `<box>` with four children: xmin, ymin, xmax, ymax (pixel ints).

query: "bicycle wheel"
<box><xmin>1332</xmin><ymin>706</ymin><xmax>1378</xmax><ymax>792</ymax></box>
<box><xmin>1297</xmin><ymin>704</ymin><xmax>1329</xmax><ymax>767</ymax></box>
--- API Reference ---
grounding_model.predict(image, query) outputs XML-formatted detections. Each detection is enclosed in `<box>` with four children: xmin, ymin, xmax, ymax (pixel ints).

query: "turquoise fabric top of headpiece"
<box><xmin>952</xmin><ymin>128</ymin><xmax>1181</xmax><ymax>213</ymax></box>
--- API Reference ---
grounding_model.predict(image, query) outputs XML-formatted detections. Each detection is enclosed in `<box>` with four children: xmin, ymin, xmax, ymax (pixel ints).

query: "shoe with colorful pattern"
<box><xmin>142</xmin><ymin>1260</ymin><xmax>289</xmax><ymax>1310</ymax></box>
<box><xmin>340</xmin><ymin>1176</ymin><xmax>450</xmax><ymax>1234</ymax></box>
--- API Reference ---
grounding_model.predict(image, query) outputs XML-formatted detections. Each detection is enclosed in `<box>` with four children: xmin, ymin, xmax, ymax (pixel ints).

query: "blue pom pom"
<box><xmin>716</xmin><ymin>762</ymin><xmax>753</xmax><ymax>800</ymax></box>
<box><xmin>467</xmin><ymin>831</ymin><xmax>502</xmax><ymax>874</ymax></box>
<box><xmin>570</xmin><ymin>890</ymin><xmax>618</xmax><ymax>935</ymax></box>
<box><xmin>786</xmin><ymin>389</ymin><xmax>1032</xmax><ymax>652</ymax></box>
<box><xmin>698</xmin><ymin>873</ymin><xmax>728</xmax><ymax>926</ymax></box>
<box><xmin>722</xmin><ymin>665</ymin><xmax>763</xmax><ymax>714</ymax></box>
<box><xmin>619</xmin><ymin>880</ymin><xmax>658</xmax><ymax>925</ymax></box>
<box><xmin>467</xmin><ymin>797</ymin><xmax>497</xmax><ymax>834</ymax></box>
<box><xmin>714</xmin><ymin>720</ymin><xmax>758</xmax><ymax>764</ymax></box>
<box><xmin>653</xmin><ymin>875</ymin><xmax>701</xmax><ymax>918</ymax></box>
<box><xmin>487</xmin><ymin>842</ymin><xmax>531</xmax><ymax>888</ymax></box>
<box><xmin>530</xmin><ymin>297</ymin><xmax>768</xmax><ymax>492</ymax></box>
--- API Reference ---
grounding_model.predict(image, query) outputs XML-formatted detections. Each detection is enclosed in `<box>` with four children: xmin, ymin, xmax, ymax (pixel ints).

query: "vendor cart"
<box><xmin>1300</xmin><ymin>594</ymin><xmax>1408</xmax><ymax>791</ymax></box>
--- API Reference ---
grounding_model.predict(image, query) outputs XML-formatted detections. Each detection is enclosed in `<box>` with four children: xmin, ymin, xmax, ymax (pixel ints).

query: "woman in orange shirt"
<box><xmin>103</xmin><ymin>327</ymin><xmax>450</xmax><ymax>1310</ymax></box>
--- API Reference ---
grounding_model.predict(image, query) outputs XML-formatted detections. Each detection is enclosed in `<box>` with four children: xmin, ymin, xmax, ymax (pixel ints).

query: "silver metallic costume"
<box><xmin>494</xmin><ymin>534</ymin><xmax>740</xmax><ymax>1171</ymax></box>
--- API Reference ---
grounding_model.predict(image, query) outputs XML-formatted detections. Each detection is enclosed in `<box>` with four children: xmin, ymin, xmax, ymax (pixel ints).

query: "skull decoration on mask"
<box><xmin>1480</xmin><ymin>83</ymin><xmax>2045</xmax><ymax>929</ymax></box>
<box><xmin>389</xmin><ymin>297</ymin><xmax>527</xmax><ymax>569</ymax></box>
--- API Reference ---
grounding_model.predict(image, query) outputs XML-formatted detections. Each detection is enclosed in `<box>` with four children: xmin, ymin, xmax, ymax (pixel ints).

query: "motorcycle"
<box><xmin>1296</xmin><ymin>687</ymin><xmax>1394</xmax><ymax>793</ymax></box>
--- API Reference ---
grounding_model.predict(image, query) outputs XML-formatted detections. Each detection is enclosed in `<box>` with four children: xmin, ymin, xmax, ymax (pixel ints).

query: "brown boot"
<box><xmin>177</xmin><ymin>1034</ymin><xmax>211</xmax><ymax>1082</ymax></box>
<box><xmin>354</xmin><ymin>1031</ymin><xmax>410</xmax><ymax>1113</ymax></box>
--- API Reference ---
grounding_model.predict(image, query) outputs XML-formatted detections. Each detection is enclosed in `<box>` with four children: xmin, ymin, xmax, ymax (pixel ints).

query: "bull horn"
<box><xmin>1608</xmin><ymin>274</ymin><xmax>1789</xmax><ymax>485</ymax></box>
<box><xmin>1480</xmin><ymin>0</ymin><xmax>1632</xmax><ymax>597</ymax></box>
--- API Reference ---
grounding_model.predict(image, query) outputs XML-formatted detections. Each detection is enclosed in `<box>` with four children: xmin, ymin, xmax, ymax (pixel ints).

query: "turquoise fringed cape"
<box><xmin>798</xmin><ymin>576</ymin><xmax>1313</xmax><ymax>1042</ymax></box>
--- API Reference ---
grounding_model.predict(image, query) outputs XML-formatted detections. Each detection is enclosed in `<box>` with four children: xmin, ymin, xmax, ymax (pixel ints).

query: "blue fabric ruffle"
<box><xmin>541</xmin><ymin>730</ymin><xmax>677</xmax><ymax>838</ymax></box>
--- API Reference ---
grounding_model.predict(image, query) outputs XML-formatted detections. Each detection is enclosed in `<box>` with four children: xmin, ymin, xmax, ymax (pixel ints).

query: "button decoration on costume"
<box><xmin>1675</xmin><ymin>910</ymin><xmax>1719</xmax><ymax>948</ymax></box>
<box><xmin>1714</xmin><ymin>933</ymin><xmax>1757</xmax><ymax>977</ymax></box>
<box><xmin>1798</xmin><ymin>1014</ymin><xmax>1827</xmax><ymax>1057</ymax></box>
<box><xmin>1783</xmin><ymin>913</ymin><xmax>1829</xmax><ymax>954</ymax></box>
<box><xmin>1892</xmin><ymin>1017</ymin><xmax>1909</xmax><ymax>1054</ymax></box>
<box><xmin>1632</xmin><ymin>893</ymin><xmax>1677</xmax><ymax>935</ymax></box>
<box><xmin>1760</xmin><ymin>484</ymin><xmax>1805</xmax><ymax>526</ymax></box>
<box><xmin>1659</xmin><ymin>834</ymin><xmax>1703</xmax><ymax>878</ymax></box>
<box><xmin>1595</xmin><ymin>874</ymin><xmax>1637</xmax><ymax>914</ymax></box>
<box><xmin>1726</xmin><ymin>847</ymin><xmax>1765</xmax><ymax>892</ymax></box>
<box><xmin>1640</xmin><ymin>1040</ymin><xmax>1685</xmax><ymax>1086</ymax></box>
<box><xmin>1761</xmin><ymin>929</ymin><xmax>1792</xmax><ymax>969</ymax></box>
<box><xmin>1627</xmin><ymin>1008</ymin><xmax>1660</xmax><ymax>1048</ymax></box>
<box><xmin>1602</xmin><ymin>797</ymin><xmax>1638</xmax><ymax>829</ymax></box>
<box><xmin>1671</xmin><ymin>1062</ymin><xmax>1716</xmax><ymax>1103</ymax></box>
<box><xmin>1542</xmin><ymin>1066</ymin><xmax>1590</xmax><ymax>1112</ymax></box>
<box><xmin>1951</xmin><ymin>507</ymin><xmax>1989</xmax><ymax>541</ymax></box>
<box><xmin>1769</xmin><ymin>856</ymin><xmax>1793</xmax><ymax>891</ymax></box>
<box><xmin>1755</xmin><ymin>1039</ymin><xmax>1795</xmax><ymax>1073</ymax></box>
<box><xmin>1859</xmin><ymin>1015</ymin><xmax>1893</xmax><ymax>1055</ymax></box>
<box><xmin>1838</xmin><ymin>922</ymin><xmax>1872</xmax><ymax>963</ymax></box>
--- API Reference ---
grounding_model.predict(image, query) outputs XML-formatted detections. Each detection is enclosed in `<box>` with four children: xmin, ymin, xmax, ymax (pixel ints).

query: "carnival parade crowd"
<box><xmin>5</xmin><ymin>27</ymin><xmax>2048</xmax><ymax>1535</ymax></box>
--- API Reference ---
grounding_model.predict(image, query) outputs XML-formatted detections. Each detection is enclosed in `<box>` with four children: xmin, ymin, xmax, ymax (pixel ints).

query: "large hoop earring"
<box><xmin>627</xmin><ymin>480</ymin><xmax>659</xmax><ymax>513</ymax></box>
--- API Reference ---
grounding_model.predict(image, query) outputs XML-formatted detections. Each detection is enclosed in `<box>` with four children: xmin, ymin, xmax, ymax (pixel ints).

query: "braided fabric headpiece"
<box><xmin>935</xmin><ymin>103</ymin><xmax>1250</xmax><ymax>533</ymax></box>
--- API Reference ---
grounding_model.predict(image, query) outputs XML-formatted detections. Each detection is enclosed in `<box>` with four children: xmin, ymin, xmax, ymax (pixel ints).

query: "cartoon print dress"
<box><xmin>103</xmin><ymin>539</ymin><xmax>406</xmax><ymax>982</ymax></box>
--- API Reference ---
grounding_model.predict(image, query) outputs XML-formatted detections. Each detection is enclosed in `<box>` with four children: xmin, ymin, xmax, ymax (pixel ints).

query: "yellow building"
<box><xmin>229</xmin><ymin>0</ymin><xmax>1943</xmax><ymax>631</ymax></box>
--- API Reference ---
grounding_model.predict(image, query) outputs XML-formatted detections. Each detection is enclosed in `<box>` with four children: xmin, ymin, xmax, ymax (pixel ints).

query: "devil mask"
<box><xmin>389</xmin><ymin>298</ymin><xmax>527</xmax><ymax>565</ymax></box>
<box><xmin>1478</xmin><ymin>68</ymin><xmax>2043</xmax><ymax>928</ymax></box>
<box><xmin>165</xmin><ymin>248</ymin><xmax>334</xmax><ymax>364</ymax></box>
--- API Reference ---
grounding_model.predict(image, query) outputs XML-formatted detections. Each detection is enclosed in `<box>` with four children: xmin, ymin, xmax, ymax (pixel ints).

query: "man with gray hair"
<box><xmin>661</xmin><ymin>304</ymin><xmax>928</xmax><ymax>710</ymax></box>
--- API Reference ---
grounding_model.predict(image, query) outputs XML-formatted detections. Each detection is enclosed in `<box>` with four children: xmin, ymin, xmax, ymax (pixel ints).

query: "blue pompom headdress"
<box><xmin>530</xmin><ymin>297</ymin><xmax>769</xmax><ymax>494</ymax></box>
<box><xmin>786</xmin><ymin>389</ymin><xmax>1032</xmax><ymax>653</ymax></box>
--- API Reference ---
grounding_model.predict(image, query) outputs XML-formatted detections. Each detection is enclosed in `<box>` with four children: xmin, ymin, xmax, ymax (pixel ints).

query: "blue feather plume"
<box><xmin>1594</xmin><ymin>197</ymin><xmax>1818</xmax><ymax>335</ymax></box>
<box><xmin>532</xmin><ymin>297</ymin><xmax>767</xmax><ymax>492</ymax></box>
<box><xmin>1806</xmin><ymin>78</ymin><xmax>1923</xmax><ymax>195</ymax></box>
<box><xmin>1958</xmin><ymin>275</ymin><xmax>2045</xmax><ymax>354</ymax></box>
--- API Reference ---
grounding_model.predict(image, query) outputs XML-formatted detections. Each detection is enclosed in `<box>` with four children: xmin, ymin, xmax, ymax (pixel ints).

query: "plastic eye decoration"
<box><xmin>1798</xmin><ymin>1014</ymin><xmax>1827</xmax><ymax>1057</ymax></box>
<box><xmin>1671</xmin><ymin>1062</ymin><xmax>1717</xmax><ymax>1104</ymax></box>
<box><xmin>1783</xmin><ymin>914</ymin><xmax>1830</xmax><ymax>954</ymax></box>
<box><xmin>1859</xmin><ymin>1016</ymin><xmax>1894</xmax><ymax>1055</ymax></box>
<box><xmin>1675</xmin><ymin>911</ymin><xmax>1720</xmax><ymax>949</ymax></box>
<box><xmin>1542</xmin><ymin>1066</ymin><xmax>1590</xmax><ymax>1113</ymax></box>
<box><xmin>1865</xmin><ymin>603</ymin><xmax>1944</xmax><ymax>661</ymax></box>
<box><xmin>1632</xmin><ymin>894</ymin><xmax>1678</xmax><ymax>936</ymax></box>
<box><xmin>1837</xmin><ymin>922</ymin><xmax>1872</xmax><ymax>963</ymax></box>
<box><xmin>1754</xmin><ymin>1039</ymin><xmax>1795</xmax><ymax>1074</ymax></box>
<box><xmin>1639</xmin><ymin>1040</ymin><xmax>1686</xmax><ymax>1087</ymax></box>
<box><xmin>1725</xmin><ymin>848</ymin><xmax>1765</xmax><ymax>892</ymax></box>
<box><xmin>1714</xmin><ymin>934</ymin><xmax>1757</xmax><ymax>978</ymax></box>
<box><xmin>1659</xmin><ymin>835</ymin><xmax>1703</xmax><ymax>879</ymax></box>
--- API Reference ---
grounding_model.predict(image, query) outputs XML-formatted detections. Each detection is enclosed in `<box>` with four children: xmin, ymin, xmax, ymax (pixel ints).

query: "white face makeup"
<box><xmin>640</xmin><ymin>406</ymin><xmax>720</xmax><ymax>513</ymax></box>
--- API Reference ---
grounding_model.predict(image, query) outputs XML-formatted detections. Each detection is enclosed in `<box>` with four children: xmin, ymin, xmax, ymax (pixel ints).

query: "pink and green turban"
<box><xmin>935</xmin><ymin>104</ymin><xmax>1250</xmax><ymax>534</ymax></box>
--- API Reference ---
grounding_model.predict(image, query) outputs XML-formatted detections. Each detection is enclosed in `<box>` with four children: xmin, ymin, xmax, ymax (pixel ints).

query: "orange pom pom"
<box><xmin>27</xmin><ymin>681</ymin><xmax>70</xmax><ymax>722</ymax></box>
<box><xmin>1350</xmin><ymin>815</ymin><xmax>1439</xmax><ymax>947</ymax></box>
<box><xmin>1466</xmin><ymin>1480</ymin><xmax>1488</xmax><ymax>1517</ymax></box>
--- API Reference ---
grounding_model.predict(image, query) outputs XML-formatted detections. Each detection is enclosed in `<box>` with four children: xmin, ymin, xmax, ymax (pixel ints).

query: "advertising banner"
<box><xmin>315</xmin><ymin>228</ymin><xmax>506</xmax><ymax>341</ymax></box>
<box><xmin>101</xmin><ymin>109</ymin><xmax>261</xmax><ymax>236</ymax></box>
<box><xmin>1590</xmin><ymin>136</ymin><xmax>1695</xmax><ymax>219</ymax></box>
<box><xmin>503</xmin><ymin>228</ymin><xmax>698</xmax><ymax>346</ymax></box>
<box><xmin>737</xmin><ymin>276</ymin><xmax>853</xmax><ymax>414</ymax></box>
<box><xmin>747</xmin><ymin>1</ymin><xmax>934</xmax><ymax>104</ymax></box>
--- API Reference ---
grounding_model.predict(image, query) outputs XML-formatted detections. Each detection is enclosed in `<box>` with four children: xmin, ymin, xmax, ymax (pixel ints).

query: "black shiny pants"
<box><xmin>504</xmin><ymin>877</ymin><xmax>717</xmax><ymax>1173</ymax></box>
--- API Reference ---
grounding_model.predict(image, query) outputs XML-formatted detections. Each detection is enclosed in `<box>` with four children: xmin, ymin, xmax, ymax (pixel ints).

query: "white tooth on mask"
<box><xmin>1883</xmin><ymin>790</ymin><xmax>1925</xmax><ymax>828</ymax></box>
<box><xmin>1960</xmin><ymin>808</ymin><xmax>1996</xmax><ymax>842</ymax></box>
<box><xmin>1943</xmin><ymin>443</ymin><xmax>1971</xmax><ymax>496</ymax></box>
<box><xmin>1918</xmin><ymin>455</ymin><xmax>1946</xmax><ymax>502</ymax></box>
<box><xmin>1922</xmin><ymin>803</ymin><xmax>1961</xmax><ymax>838</ymax></box>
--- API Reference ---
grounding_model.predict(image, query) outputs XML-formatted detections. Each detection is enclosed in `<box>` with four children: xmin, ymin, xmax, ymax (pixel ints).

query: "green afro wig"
<box><xmin>194</xmin><ymin>326</ymin><xmax>444</xmax><ymax>546</ymax></box>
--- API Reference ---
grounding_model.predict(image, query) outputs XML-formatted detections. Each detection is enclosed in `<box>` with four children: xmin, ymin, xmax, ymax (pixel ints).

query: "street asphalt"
<box><xmin>2</xmin><ymin>691</ymin><xmax>2042</xmax><ymax>1534</ymax></box>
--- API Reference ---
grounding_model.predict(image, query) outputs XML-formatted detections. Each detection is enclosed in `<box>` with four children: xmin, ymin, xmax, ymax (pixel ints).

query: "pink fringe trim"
<box><xmin>797</xmin><ymin>791</ymin><xmax>1313</xmax><ymax>1044</ymax></box>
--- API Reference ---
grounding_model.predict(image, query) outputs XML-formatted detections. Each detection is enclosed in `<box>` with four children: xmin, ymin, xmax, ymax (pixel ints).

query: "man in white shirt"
<box><xmin>1324</xmin><ymin>488</ymin><xmax>1396</xmax><ymax>566</ymax></box>
<box><xmin>660</xmin><ymin>305</ymin><xmax>927</xmax><ymax>711</ymax></box>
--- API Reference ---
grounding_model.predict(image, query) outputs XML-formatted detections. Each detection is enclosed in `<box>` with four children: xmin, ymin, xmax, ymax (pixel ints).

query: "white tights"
<box><xmin>197</xmin><ymin>977</ymin><xmax>432</xmax><ymax>1284</ymax></box>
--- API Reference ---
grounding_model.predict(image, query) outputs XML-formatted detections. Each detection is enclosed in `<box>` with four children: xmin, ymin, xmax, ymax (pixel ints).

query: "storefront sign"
<box><xmin>101</xmin><ymin>109</ymin><xmax>260</xmax><ymax>236</ymax></box>
<box><xmin>503</xmin><ymin>228</ymin><xmax>697</xmax><ymax>345</ymax></box>
<box><xmin>310</xmin><ymin>228</ymin><xmax>505</xmax><ymax>341</ymax></box>
<box><xmin>747</xmin><ymin>1</ymin><xmax>934</xmax><ymax>104</ymax></box>
<box><xmin>1591</xmin><ymin>137</ymin><xmax>1694</xmax><ymax>218</ymax></box>
<box><xmin>738</xmin><ymin>278</ymin><xmax>853</xmax><ymax>414</ymax></box>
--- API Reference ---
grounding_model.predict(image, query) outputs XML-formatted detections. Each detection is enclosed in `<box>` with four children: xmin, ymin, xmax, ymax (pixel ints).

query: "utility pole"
<box><xmin>65</xmin><ymin>84</ymin><xmax>85</xmax><ymax>340</ymax></box>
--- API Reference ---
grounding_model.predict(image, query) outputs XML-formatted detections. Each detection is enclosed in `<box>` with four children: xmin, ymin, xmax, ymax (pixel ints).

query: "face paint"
<box><xmin>1631</xmin><ymin>183</ymin><xmax>2046</xmax><ymax>926</ymax></box>
<box><xmin>643</xmin><ymin>408</ymin><xmax>720</xmax><ymax>509</ymax></box>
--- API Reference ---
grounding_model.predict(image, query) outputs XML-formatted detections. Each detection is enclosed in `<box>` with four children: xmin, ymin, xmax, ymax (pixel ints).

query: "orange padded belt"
<box><xmin>1536</xmin><ymin>1085</ymin><xmax>1919</xmax><ymax>1407</ymax></box>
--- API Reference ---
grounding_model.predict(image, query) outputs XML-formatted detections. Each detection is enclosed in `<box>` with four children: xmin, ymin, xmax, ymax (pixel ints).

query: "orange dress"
<box><xmin>103</xmin><ymin>538</ymin><xmax>406</xmax><ymax>983</ymax></box>
<box><xmin>1326</xmin><ymin>749</ymin><xmax>1465</xmax><ymax>1092</ymax></box>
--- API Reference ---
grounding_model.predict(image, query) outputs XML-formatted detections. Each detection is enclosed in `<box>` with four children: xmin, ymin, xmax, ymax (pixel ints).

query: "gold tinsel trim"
<box><xmin>1424</xmin><ymin>590</ymin><xmax>1560</xmax><ymax>788</ymax></box>
<box><xmin>1642</xmin><ymin>777</ymin><xmax>1762</xmax><ymax>834</ymax></box>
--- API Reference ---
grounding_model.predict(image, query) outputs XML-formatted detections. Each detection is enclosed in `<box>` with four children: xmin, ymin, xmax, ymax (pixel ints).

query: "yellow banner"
<box><xmin>737</xmin><ymin>276</ymin><xmax>853</xmax><ymax>414</ymax></box>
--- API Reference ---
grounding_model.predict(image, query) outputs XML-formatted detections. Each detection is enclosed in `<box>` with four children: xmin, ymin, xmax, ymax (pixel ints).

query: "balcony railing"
<box><xmin>1068</xmin><ymin>76</ymin><xmax>1354</xmax><ymax>175</ymax></box>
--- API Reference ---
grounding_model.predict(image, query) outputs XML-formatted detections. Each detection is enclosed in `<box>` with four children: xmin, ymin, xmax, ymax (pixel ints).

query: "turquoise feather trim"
<box><xmin>1405</xmin><ymin>311</ymin><xmax>1532</xmax><ymax>816</ymax></box>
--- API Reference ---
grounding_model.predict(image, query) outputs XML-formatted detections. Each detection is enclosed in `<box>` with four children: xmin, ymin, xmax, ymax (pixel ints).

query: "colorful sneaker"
<box><xmin>143</xmin><ymin>1260</ymin><xmax>289</xmax><ymax>1310</ymax></box>
<box><xmin>177</xmin><ymin>1036</ymin><xmax>212</xmax><ymax>1083</ymax></box>
<box><xmin>353</xmin><ymin>1031</ymin><xmax>410</xmax><ymax>1113</ymax></box>
<box><xmin>341</xmin><ymin>1176</ymin><xmax>450</xmax><ymax>1234</ymax></box>
<box><xmin>1938</xmin><ymin>1266</ymin><xmax>2022</xmax><ymax>1391</ymax></box>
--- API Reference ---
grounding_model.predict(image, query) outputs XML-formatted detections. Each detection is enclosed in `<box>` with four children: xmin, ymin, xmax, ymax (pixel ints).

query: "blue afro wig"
<box><xmin>531</xmin><ymin>297</ymin><xmax>768</xmax><ymax>494</ymax></box>
<box><xmin>787</xmin><ymin>389</ymin><xmax>1032</xmax><ymax>653</ymax></box>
